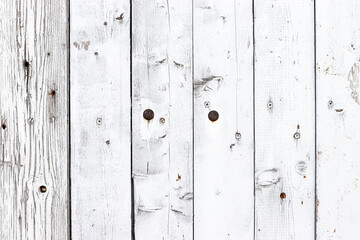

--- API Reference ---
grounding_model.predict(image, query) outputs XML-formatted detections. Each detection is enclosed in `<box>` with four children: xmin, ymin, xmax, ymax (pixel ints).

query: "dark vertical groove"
<box><xmin>252</xmin><ymin>0</ymin><xmax>256</xmax><ymax>239</ymax></box>
<box><xmin>130</xmin><ymin>0</ymin><xmax>135</xmax><ymax>239</ymax></box>
<box><xmin>191</xmin><ymin>0</ymin><xmax>195</xmax><ymax>238</ymax></box>
<box><xmin>68</xmin><ymin>0</ymin><xmax>72</xmax><ymax>238</ymax></box>
<box><xmin>313</xmin><ymin>0</ymin><xmax>317</xmax><ymax>238</ymax></box>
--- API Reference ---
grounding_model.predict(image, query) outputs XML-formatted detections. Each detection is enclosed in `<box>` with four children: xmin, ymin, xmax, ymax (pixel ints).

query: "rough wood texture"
<box><xmin>193</xmin><ymin>0</ymin><xmax>254</xmax><ymax>238</ymax></box>
<box><xmin>254</xmin><ymin>0</ymin><xmax>315</xmax><ymax>239</ymax></box>
<box><xmin>132</xmin><ymin>0</ymin><xmax>193</xmax><ymax>239</ymax></box>
<box><xmin>316</xmin><ymin>1</ymin><xmax>360</xmax><ymax>239</ymax></box>
<box><xmin>0</xmin><ymin>0</ymin><xmax>69</xmax><ymax>239</ymax></box>
<box><xmin>70</xmin><ymin>0</ymin><xmax>131</xmax><ymax>239</ymax></box>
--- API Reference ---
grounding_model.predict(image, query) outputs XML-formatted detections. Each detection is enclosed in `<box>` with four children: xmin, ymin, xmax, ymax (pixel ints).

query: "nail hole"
<box><xmin>39</xmin><ymin>185</ymin><xmax>47</xmax><ymax>193</ymax></box>
<box><xmin>24</xmin><ymin>61</ymin><xmax>29</xmax><ymax>67</ymax></box>
<box><xmin>106</xmin><ymin>140</ymin><xmax>110</xmax><ymax>145</ymax></box>
<box><xmin>1</xmin><ymin>123</ymin><xmax>6</xmax><ymax>130</ymax></box>
<box><xmin>280</xmin><ymin>192</ymin><xmax>286</xmax><ymax>199</ymax></box>
<box><xmin>204</xmin><ymin>101</ymin><xmax>210</xmax><ymax>108</ymax></box>
<box><xmin>96</xmin><ymin>118</ymin><xmax>102</xmax><ymax>125</ymax></box>
<box><xmin>293</xmin><ymin>132</ymin><xmax>300</xmax><ymax>139</ymax></box>
<box><xmin>47</xmin><ymin>52</ymin><xmax>51</xmax><ymax>56</ymax></box>
<box><xmin>267</xmin><ymin>101</ymin><xmax>273</xmax><ymax>109</ymax></box>
<box><xmin>208</xmin><ymin>110</ymin><xmax>219</xmax><ymax>122</ymax></box>
<box><xmin>94</xmin><ymin>52</ymin><xmax>98</xmax><ymax>55</ymax></box>
<box><xmin>143</xmin><ymin>109</ymin><xmax>154</xmax><ymax>121</ymax></box>
<box><xmin>49</xmin><ymin>90</ymin><xmax>56</xmax><ymax>96</ymax></box>
<box><xmin>104</xmin><ymin>21</ymin><xmax>107</xmax><ymax>26</ymax></box>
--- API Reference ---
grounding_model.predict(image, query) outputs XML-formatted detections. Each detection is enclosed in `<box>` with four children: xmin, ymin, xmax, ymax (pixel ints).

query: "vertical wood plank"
<box><xmin>70</xmin><ymin>0</ymin><xmax>131</xmax><ymax>239</ymax></box>
<box><xmin>193</xmin><ymin>0</ymin><xmax>254</xmax><ymax>239</ymax></box>
<box><xmin>254</xmin><ymin>0</ymin><xmax>315</xmax><ymax>239</ymax></box>
<box><xmin>0</xmin><ymin>0</ymin><xmax>69</xmax><ymax>239</ymax></box>
<box><xmin>132</xmin><ymin>0</ymin><xmax>193</xmax><ymax>239</ymax></box>
<box><xmin>316</xmin><ymin>1</ymin><xmax>360</xmax><ymax>239</ymax></box>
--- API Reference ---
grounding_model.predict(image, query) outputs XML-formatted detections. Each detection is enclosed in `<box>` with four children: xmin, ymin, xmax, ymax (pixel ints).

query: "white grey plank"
<box><xmin>0</xmin><ymin>0</ymin><xmax>69</xmax><ymax>239</ymax></box>
<box><xmin>254</xmin><ymin>1</ymin><xmax>315</xmax><ymax>239</ymax></box>
<box><xmin>70</xmin><ymin>0</ymin><xmax>131</xmax><ymax>239</ymax></box>
<box><xmin>316</xmin><ymin>1</ymin><xmax>360</xmax><ymax>239</ymax></box>
<box><xmin>132</xmin><ymin>0</ymin><xmax>193</xmax><ymax>239</ymax></box>
<box><xmin>193</xmin><ymin>0</ymin><xmax>254</xmax><ymax>239</ymax></box>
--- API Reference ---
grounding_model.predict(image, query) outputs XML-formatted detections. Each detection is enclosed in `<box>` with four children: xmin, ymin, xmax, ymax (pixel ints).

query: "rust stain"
<box><xmin>116</xmin><ymin>13</ymin><xmax>125</xmax><ymax>20</ymax></box>
<box><xmin>73</xmin><ymin>41</ymin><xmax>90</xmax><ymax>51</ymax></box>
<box><xmin>176</xmin><ymin>174</ymin><xmax>181</xmax><ymax>181</ymax></box>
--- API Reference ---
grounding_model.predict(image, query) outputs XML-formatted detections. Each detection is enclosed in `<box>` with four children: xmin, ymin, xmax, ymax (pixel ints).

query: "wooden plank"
<box><xmin>131</xmin><ymin>0</ymin><xmax>193</xmax><ymax>239</ymax></box>
<box><xmin>0</xmin><ymin>0</ymin><xmax>69</xmax><ymax>239</ymax></box>
<box><xmin>316</xmin><ymin>1</ymin><xmax>360</xmax><ymax>239</ymax></box>
<box><xmin>193</xmin><ymin>0</ymin><xmax>254</xmax><ymax>238</ymax></box>
<box><xmin>70</xmin><ymin>1</ymin><xmax>131</xmax><ymax>239</ymax></box>
<box><xmin>254</xmin><ymin>1</ymin><xmax>315</xmax><ymax>239</ymax></box>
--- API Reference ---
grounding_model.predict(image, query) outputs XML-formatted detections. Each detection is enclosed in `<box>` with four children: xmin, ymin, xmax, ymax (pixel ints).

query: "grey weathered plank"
<box><xmin>0</xmin><ymin>0</ymin><xmax>69</xmax><ymax>239</ymax></box>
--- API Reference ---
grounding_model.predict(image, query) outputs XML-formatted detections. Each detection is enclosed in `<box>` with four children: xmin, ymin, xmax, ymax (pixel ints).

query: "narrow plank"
<box><xmin>0</xmin><ymin>0</ymin><xmax>69</xmax><ymax>239</ymax></box>
<box><xmin>316</xmin><ymin>1</ymin><xmax>360</xmax><ymax>239</ymax></box>
<box><xmin>70</xmin><ymin>1</ymin><xmax>131</xmax><ymax>239</ymax></box>
<box><xmin>193</xmin><ymin>0</ymin><xmax>254</xmax><ymax>238</ymax></box>
<box><xmin>254</xmin><ymin>0</ymin><xmax>315</xmax><ymax>239</ymax></box>
<box><xmin>132</xmin><ymin>0</ymin><xmax>193</xmax><ymax>239</ymax></box>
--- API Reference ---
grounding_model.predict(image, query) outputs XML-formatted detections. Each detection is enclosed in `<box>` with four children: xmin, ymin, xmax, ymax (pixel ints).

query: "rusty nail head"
<box><xmin>280</xmin><ymin>192</ymin><xmax>286</xmax><ymax>199</ymax></box>
<box><xmin>143</xmin><ymin>109</ymin><xmax>154</xmax><ymax>121</ymax></box>
<box><xmin>39</xmin><ymin>185</ymin><xmax>47</xmax><ymax>193</ymax></box>
<box><xmin>208</xmin><ymin>110</ymin><xmax>219</xmax><ymax>122</ymax></box>
<box><xmin>294</xmin><ymin>132</ymin><xmax>300</xmax><ymax>139</ymax></box>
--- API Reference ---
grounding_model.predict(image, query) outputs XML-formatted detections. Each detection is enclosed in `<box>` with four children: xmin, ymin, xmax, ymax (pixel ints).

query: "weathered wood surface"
<box><xmin>70</xmin><ymin>0</ymin><xmax>131</xmax><ymax>239</ymax></box>
<box><xmin>0</xmin><ymin>0</ymin><xmax>69</xmax><ymax>239</ymax></box>
<box><xmin>132</xmin><ymin>0</ymin><xmax>193</xmax><ymax>239</ymax></box>
<box><xmin>316</xmin><ymin>1</ymin><xmax>360</xmax><ymax>239</ymax></box>
<box><xmin>3</xmin><ymin>0</ymin><xmax>360</xmax><ymax>239</ymax></box>
<box><xmin>254</xmin><ymin>0</ymin><xmax>315</xmax><ymax>239</ymax></box>
<box><xmin>194</xmin><ymin>0</ymin><xmax>254</xmax><ymax>239</ymax></box>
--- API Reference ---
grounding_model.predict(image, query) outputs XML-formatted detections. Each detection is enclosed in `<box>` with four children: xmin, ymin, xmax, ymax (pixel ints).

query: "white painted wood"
<box><xmin>193</xmin><ymin>0</ymin><xmax>254</xmax><ymax>239</ymax></box>
<box><xmin>0</xmin><ymin>0</ymin><xmax>69</xmax><ymax>239</ymax></box>
<box><xmin>254</xmin><ymin>0</ymin><xmax>315</xmax><ymax>239</ymax></box>
<box><xmin>132</xmin><ymin>0</ymin><xmax>193</xmax><ymax>239</ymax></box>
<box><xmin>316</xmin><ymin>1</ymin><xmax>360</xmax><ymax>239</ymax></box>
<box><xmin>70</xmin><ymin>1</ymin><xmax>131</xmax><ymax>239</ymax></box>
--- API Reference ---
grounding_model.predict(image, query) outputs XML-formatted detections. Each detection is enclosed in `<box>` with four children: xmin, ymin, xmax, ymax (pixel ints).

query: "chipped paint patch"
<box><xmin>348</xmin><ymin>60</ymin><xmax>360</xmax><ymax>104</ymax></box>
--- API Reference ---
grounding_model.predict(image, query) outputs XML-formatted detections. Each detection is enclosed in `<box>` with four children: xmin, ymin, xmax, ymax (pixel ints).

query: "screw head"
<box><xmin>143</xmin><ymin>109</ymin><xmax>154</xmax><ymax>121</ymax></box>
<box><xmin>235</xmin><ymin>132</ymin><xmax>241</xmax><ymax>140</ymax></box>
<box><xmin>39</xmin><ymin>185</ymin><xmax>47</xmax><ymax>193</ymax></box>
<box><xmin>208</xmin><ymin>110</ymin><xmax>219</xmax><ymax>122</ymax></box>
<box><xmin>160</xmin><ymin>118</ymin><xmax>165</xmax><ymax>123</ymax></box>
<box><xmin>328</xmin><ymin>100</ymin><xmax>334</xmax><ymax>108</ymax></box>
<box><xmin>293</xmin><ymin>132</ymin><xmax>300</xmax><ymax>139</ymax></box>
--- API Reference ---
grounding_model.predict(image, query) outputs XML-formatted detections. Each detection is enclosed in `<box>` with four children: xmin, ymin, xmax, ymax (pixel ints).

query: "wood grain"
<box><xmin>316</xmin><ymin>1</ymin><xmax>360</xmax><ymax>239</ymax></box>
<box><xmin>132</xmin><ymin>0</ymin><xmax>193</xmax><ymax>239</ymax></box>
<box><xmin>70</xmin><ymin>0</ymin><xmax>131</xmax><ymax>239</ymax></box>
<box><xmin>0</xmin><ymin>0</ymin><xmax>69</xmax><ymax>239</ymax></box>
<box><xmin>254</xmin><ymin>0</ymin><xmax>315</xmax><ymax>239</ymax></box>
<box><xmin>193</xmin><ymin>0</ymin><xmax>254</xmax><ymax>239</ymax></box>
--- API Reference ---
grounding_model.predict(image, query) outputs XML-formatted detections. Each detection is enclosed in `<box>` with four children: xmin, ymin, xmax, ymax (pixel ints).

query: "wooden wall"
<box><xmin>1</xmin><ymin>0</ymin><xmax>359</xmax><ymax>239</ymax></box>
